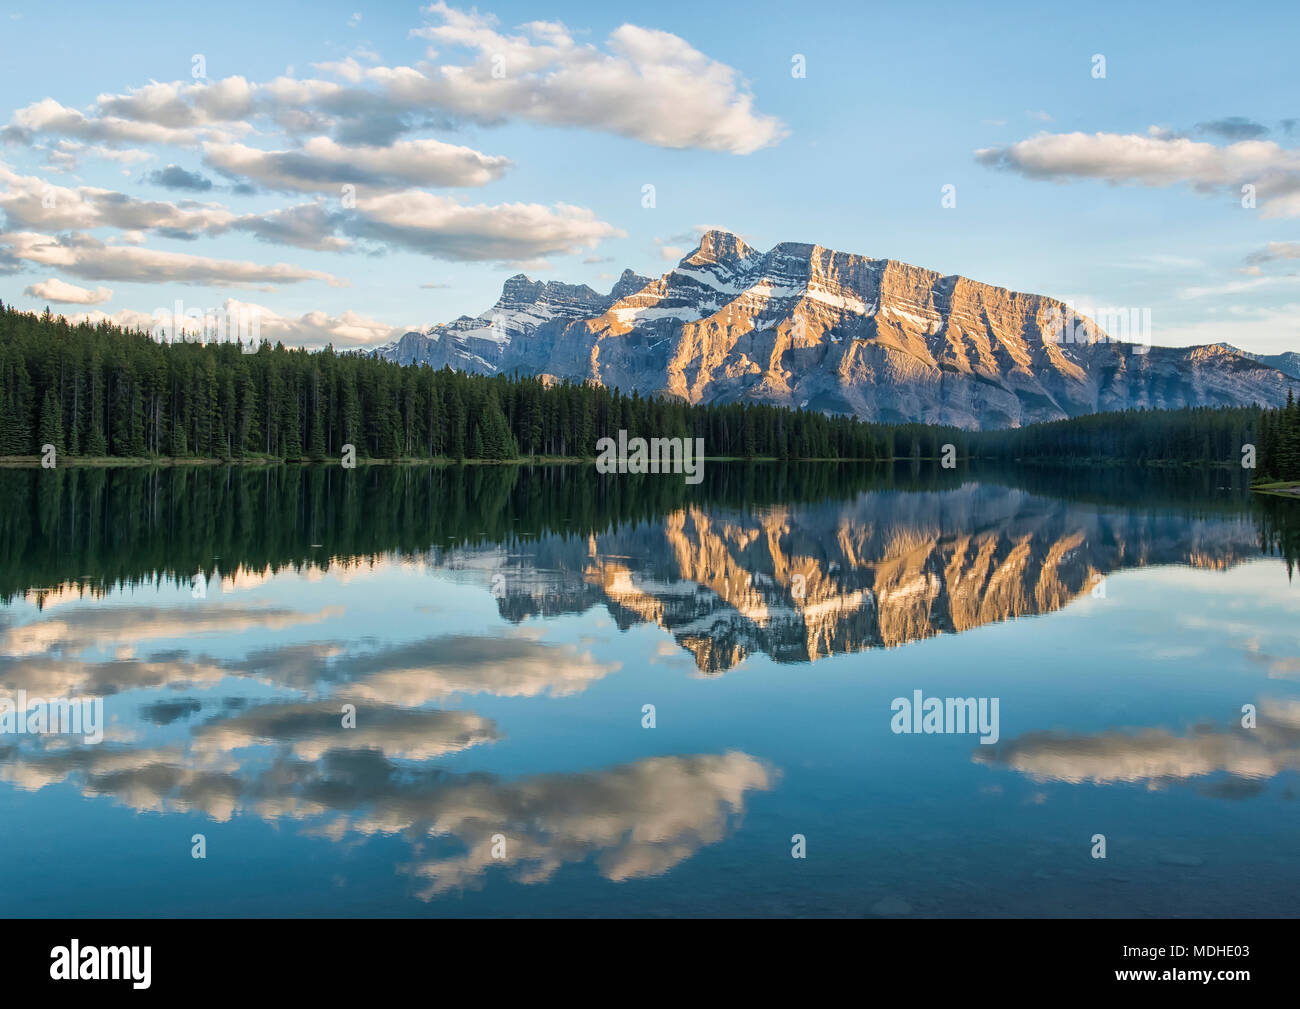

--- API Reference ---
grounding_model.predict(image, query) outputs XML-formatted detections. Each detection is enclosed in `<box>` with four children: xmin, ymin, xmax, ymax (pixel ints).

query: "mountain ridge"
<box><xmin>377</xmin><ymin>230</ymin><xmax>1297</xmax><ymax>429</ymax></box>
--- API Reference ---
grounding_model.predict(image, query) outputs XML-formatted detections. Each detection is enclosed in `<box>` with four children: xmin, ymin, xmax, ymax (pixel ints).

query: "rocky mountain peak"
<box><xmin>496</xmin><ymin>273</ymin><xmax>543</xmax><ymax>306</ymax></box>
<box><xmin>684</xmin><ymin>229</ymin><xmax>759</xmax><ymax>267</ymax></box>
<box><xmin>495</xmin><ymin>274</ymin><xmax>604</xmax><ymax>312</ymax></box>
<box><xmin>608</xmin><ymin>268</ymin><xmax>652</xmax><ymax>301</ymax></box>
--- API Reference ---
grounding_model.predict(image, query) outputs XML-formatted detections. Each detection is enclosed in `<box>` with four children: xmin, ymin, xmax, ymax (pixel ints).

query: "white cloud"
<box><xmin>344</xmin><ymin>190</ymin><xmax>623</xmax><ymax>263</ymax></box>
<box><xmin>0</xmin><ymin>164</ymin><xmax>234</xmax><ymax>235</ymax></box>
<box><xmin>312</xmin><ymin>57</ymin><xmax>367</xmax><ymax>84</ymax></box>
<box><xmin>2</xmin><ymin>231</ymin><xmax>346</xmax><ymax>288</ymax></box>
<box><xmin>231</xmin><ymin>202</ymin><xmax>351</xmax><ymax>252</ymax></box>
<box><xmin>382</xmin><ymin>5</ymin><xmax>784</xmax><ymax>154</ymax></box>
<box><xmin>0</xmin><ymin>162</ymin><xmax>619</xmax><ymax>264</ymax></box>
<box><xmin>23</xmin><ymin>277</ymin><xmax>113</xmax><ymax>304</ymax></box>
<box><xmin>43</xmin><ymin>140</ymin><xmax>153</xmax><ymax>173</ymax></box>
<box><xmin>203</xmin><ymin>136</ymin><xmax>510</xmax><ymax>192</ymax></box>
<box><xmin>2</xmin><ymin>96</ymin><xmax>236</xmax><ymax>148</ymax></box>
<box><xmin>62</xmin><ymin>306</ymin><xmax>162</xmax><ymax>334</ymax></box>
<box><xmin>97</xmin><ymin>76</ymin><xmax>257</xmax><ymax>130</ymax></box>
<box><xmin>69</xmin><ymin>297</ymin><xmax>406</xmax><ymax>349</ymax></box>
<box><xmin>4</xmin><ymin>7</ymin><xmax>782</xmax><ymax>156</ymax></box>
<box><xmin>243</xmin><ymin>299</ymin><xmax>404</xmax><ymax>347</ymax></box>
<box><xmin>976</xmin><ymin>129</ymin><xmax>1300</xmax><ymax>217</ymax></box>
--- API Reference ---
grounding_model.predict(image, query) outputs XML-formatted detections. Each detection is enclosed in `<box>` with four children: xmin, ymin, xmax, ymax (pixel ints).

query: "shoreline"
<box><xmin>5</xmin><ymin>454</ymin><xmax>882</xmax><ymax>469</ymax></box>
<box><xmin>0</xmin><ymin>455</ymin><xmax>1255</xmax><ymax>470</ymax></box>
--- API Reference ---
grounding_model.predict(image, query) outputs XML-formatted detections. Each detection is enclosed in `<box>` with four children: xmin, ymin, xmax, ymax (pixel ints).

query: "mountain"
<box><xmin>380</xmin><ymin>269</ymin><xmax>651</xmax><ymax>374</ymax></box>
<box><xmin>377</xmin><ymin>230</ymin><xmax>1297</xmax><ymax>429</ymax></box>
<box><xmin>1228</xmin><ymin>348</ymin><xmax>1300</xmax><ymax>381</ymax></box>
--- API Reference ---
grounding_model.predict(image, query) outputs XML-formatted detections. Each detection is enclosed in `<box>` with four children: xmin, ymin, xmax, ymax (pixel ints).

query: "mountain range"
<box><xmin>377</xmin><ymin>230</ymin><xmax>1298</xmax><ymax>429</ymax></box>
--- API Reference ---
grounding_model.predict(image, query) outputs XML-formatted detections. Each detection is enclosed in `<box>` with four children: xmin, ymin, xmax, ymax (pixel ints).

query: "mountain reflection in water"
<box><xmin>1</xmin><ymin>462</ymin><xmax>1298</xmax><ymax>916</ymax></box>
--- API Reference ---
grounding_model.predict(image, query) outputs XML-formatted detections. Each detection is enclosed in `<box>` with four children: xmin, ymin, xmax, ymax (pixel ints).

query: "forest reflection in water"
<box><xmin>1</xmin><ymin>461</ymin><xmax>1298</xmax><ymax>916</ymax></box>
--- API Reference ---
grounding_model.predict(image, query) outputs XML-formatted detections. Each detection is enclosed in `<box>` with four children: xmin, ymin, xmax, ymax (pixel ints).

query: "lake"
<box><xmin>2</xmin><ymin>461</ymin><xmax>1298</xmax><ymax>917</ymax></box>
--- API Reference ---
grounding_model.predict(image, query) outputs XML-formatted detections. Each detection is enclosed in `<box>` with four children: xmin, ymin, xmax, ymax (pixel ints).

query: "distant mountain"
<box><xmin>377</xmin><ymin>230</ymin><xmax>1297</xmax><ymax>429</ymax></box>
<box><xmin>379</xmin><ymin>269</ymin><xmax>651</xmax><ymax>374</ymax></box>
<box><xmin>1229</xmin><ymin>348</ymin><xmax>1300</xmax><ymax>381</ymax></box>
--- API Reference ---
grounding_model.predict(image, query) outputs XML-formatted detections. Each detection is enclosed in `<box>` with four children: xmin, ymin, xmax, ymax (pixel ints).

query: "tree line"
<box><xmin>1256</xmin><ymin>390</ymin><xmax>1300</xmax><ymax>482</ymax></box>
<box><xmin>963</xmin><ymin>405</ymin><xmax>1268</xmax><ymax>468</ymax></box>
<box><xmin>0</xmin><ymin>301</ymin><xmax>1292</xmax><ymax>467</ymax></box>
<box><xmin>3</xmin><ymin>459</ymin><xmax>1291</xmax><ymax>604</ymax></box>
<box><xmin>0</xmin><ymin>461</ymin><xmax>981</xmax><ymax>602</ymax></box>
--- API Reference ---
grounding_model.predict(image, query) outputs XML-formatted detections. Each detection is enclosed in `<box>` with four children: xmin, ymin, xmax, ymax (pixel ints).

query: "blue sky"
<box><xmin>2</xmin><ymin>0</ymin><xmax>1299</xmax><ymax>353</ymax></box>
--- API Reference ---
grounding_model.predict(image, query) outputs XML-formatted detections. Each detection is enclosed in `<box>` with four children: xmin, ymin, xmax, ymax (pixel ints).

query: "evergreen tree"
<box><xmin>38</xmin><ymin>388</ymin><xmax>63</xmax><ymax>453</ymax></box>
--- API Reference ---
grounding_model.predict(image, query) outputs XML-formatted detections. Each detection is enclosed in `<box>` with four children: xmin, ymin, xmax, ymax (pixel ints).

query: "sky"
<box><xmin>1</xmin><ymin>0</ymin><xmax>1299</xmax><ymax>354</ymax></box>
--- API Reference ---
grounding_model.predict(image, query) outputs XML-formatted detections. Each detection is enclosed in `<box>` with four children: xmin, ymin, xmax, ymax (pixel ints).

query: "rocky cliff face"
<box><xmin>377</xmin><ymin>230</ymin><xmax>1297</xmax><ymax>428</ymax></box>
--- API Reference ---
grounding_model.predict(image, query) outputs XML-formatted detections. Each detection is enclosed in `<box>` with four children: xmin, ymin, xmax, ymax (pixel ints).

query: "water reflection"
<box><xmin>976</xmin><ymin>698</ymin><xmax>1300</xmax><ymax>788</ymax></box>
<box><xmin>0</xmin><ymin>733</ymin><xmax>774</xmax><ymax>897</ymax></box>
<box><xmin>1</xmin><ymin>462</ymin><xmax>1298</xmax><ymax>914</ymax></box>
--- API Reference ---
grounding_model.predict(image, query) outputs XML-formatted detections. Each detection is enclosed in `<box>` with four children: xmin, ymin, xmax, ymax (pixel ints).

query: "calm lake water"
<box><xmin>2</xmin><ymin>462</ymin><xmax>1298</xmax><ymax>917</ymax></box>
